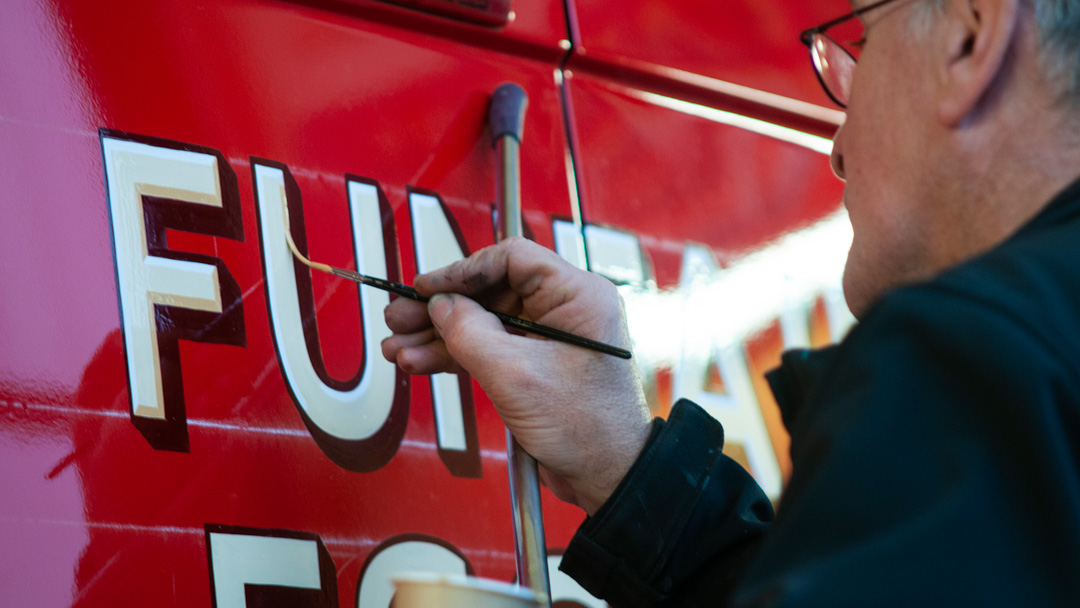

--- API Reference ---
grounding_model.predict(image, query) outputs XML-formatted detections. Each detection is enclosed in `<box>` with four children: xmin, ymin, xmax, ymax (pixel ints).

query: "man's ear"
<box><xmin>936</xmin><ymin>0</ymin><xmax>1020</xmax><ymax>126</ymax></box>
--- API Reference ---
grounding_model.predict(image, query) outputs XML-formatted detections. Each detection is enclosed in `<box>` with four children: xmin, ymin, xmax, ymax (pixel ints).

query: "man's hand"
<box><xmin>381</xmin><ymin>237</ymin><xmax>652</xmax><ymax>515</ymax></box>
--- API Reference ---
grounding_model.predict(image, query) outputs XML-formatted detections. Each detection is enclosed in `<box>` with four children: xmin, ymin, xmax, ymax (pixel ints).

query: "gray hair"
<box><xmin>916</xmin><ymin>0</ymin><xmax>1080</xmax><ymax>104</ymax></box>
<box><xmin>1033</xmin><ymin>1</ymin><xmax>1080</xmax><ymax>103</ymax></box>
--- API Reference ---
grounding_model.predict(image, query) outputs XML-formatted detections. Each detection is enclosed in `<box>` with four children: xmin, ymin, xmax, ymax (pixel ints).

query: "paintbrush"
<box><xmin>281</xmin><ymin>207</ymin><xmax>632</xmax><ymax>359</ymax></box>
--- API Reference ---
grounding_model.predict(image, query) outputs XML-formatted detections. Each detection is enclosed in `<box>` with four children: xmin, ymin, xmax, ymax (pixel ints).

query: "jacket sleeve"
<box><xmin>728</xmin><ymin>283</ymin><xmax>1080</xmax><ymax>607</ymax></box>
<box><xmin>559</xmin><ymin>399</ymin><xmax>775</xmax><ymax>607</ymax></box>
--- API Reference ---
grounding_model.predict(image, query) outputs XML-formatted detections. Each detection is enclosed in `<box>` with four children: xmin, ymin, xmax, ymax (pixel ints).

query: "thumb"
<box><xmin>428</xmin><ymin>293</ymin><xmax>510</xmax><ymax>372</ymax></box>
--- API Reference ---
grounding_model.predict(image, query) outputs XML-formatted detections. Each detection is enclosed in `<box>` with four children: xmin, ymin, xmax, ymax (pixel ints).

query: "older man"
<box><xmin>383</xmin><ymin>0</ymin><xmax>1080</xmax><ymax>605</ymax></box>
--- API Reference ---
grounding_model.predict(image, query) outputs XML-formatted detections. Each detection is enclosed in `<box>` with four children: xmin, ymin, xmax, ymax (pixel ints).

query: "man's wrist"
<box><xmin>574</xmin><ymin>417</ymin><xmax>658</xmax><ymax>516</ymax></box>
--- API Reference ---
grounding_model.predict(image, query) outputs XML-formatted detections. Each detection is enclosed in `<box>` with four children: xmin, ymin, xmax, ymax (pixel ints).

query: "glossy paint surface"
<box><xmin>568</xmin><ymin>0</ymin><xmax>853</xmax><ymax>106</ymax></box>
<box><xmin>0</xmin><ymin>0</ymin><xmax>848</xmax><ymax>605</ymax></box>
<box><xmin>1</xmin><ymin>0</ymin><xmax>582</xmax><ymax>604</ymax></box>
<box><xmin>566</xmin><ymin>74</ymin><xmax>843</xmax><ymax>262</ymax></box>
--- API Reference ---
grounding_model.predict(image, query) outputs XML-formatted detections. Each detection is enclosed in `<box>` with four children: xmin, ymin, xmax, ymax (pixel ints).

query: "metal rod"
<box><xmin>498</xmin><ymin>138</ymin><xmax>523</xmax><ymax>243</ymax></box>
<box><xmin>491</xmin><ymin>82</ymin><xmax>552</xmax><ymax>606</ymax></box>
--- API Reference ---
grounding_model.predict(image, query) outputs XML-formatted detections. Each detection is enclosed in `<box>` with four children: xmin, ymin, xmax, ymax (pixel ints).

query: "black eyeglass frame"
<box><xmin>798</xmin><ymin>0</ymin><xmax>905</xmax><ymax>107</ymax></box>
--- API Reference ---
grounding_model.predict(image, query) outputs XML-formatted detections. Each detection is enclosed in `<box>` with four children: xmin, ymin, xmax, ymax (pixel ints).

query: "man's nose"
<box><xmin>830</xmin><ymin>121</ymin><xmax>846</xmax><ymax>181</ymax></box>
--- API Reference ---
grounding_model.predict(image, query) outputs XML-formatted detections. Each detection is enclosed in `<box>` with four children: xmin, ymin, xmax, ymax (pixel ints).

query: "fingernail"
<box><xmin>428</xmin><ymin>293</ymin><xmax>453</xmax><ymax>326</ymax></box>
<box><xmin>397</xmin><ymin>350</ymin><xmax>415</xmax><ymax>374</ymax></box>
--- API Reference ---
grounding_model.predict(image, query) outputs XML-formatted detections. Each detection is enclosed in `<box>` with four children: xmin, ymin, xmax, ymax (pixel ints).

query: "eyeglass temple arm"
<box><xmin>799</xmin><ymin>0</ymin><xmax>903</xmax><ymax>43</ymax></box>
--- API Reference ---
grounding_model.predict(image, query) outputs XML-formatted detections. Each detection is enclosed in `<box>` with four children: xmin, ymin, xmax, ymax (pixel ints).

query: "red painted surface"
<box><xmin>0</xmin><ymin>0</ymin><xmax>845</xmax><ymax>605</ymax></box>
<box><xmin>568</xmin><ymin>0</ymin><xmax>853</xmax><ymax>106</ymax></box>
<box><xmin>364</xmin><ymin>0</ymin><xmax>513</xmax><ymax>27</ymax></box>
<box><xmin>565</xmin><ymin>72</ymin><xmax>844</xmax><ymax>283</ymax></box>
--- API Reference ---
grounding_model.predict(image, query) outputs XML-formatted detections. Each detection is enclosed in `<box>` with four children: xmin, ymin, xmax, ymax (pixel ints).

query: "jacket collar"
<box><xmin>765</xmin><ymin>346</ymin><xmax>840</xmax><ymax>433</ymax></box>
<box><xmin>1009</xmin><ymin>174</ymin><xmax>1080</xmax><ymax>242</ymax></box>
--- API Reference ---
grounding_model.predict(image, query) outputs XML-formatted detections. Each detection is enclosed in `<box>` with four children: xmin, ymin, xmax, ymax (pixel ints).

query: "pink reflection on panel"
<box><xmin>0</xmin><ymin>426</ymin><xmax>87</xmax><ymax>606</ymax></box>
<box><xmin>0</xmin><ymin>0</ymin><xmax>114</xmax><ymax>397</ymax></box>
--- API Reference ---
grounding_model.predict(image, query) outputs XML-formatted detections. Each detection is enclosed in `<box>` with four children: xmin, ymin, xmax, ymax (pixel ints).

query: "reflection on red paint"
<box><xmin>0</xmin><ymin>0</ymin><xmax>846</xmax><ymax>604</ymax></box>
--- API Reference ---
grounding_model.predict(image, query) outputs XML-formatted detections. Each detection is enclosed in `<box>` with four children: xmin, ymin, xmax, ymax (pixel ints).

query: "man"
<box><xmin>383</xmin><ymin>0</ymin><xmax>1080</xmax><ymax>604</ymax></box>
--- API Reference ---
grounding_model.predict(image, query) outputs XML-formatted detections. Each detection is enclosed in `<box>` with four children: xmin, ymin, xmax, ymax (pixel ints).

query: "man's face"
<box><xmin>831</xmin><ymin>1</ymin><xmax>945</xmax><ymax>318</ymax></box>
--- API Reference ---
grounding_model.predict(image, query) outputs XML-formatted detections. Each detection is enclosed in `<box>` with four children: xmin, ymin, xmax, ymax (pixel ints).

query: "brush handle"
<box><xmin>328</xmin><ymin>267</ymin><xmax>631</xmax><ymax>359</ymax></box>
<box><xmin>330</xmin><ymin>267</ymin><xmax>427</xmax><ymax>302</ymax></box>
<box><xmin>491</xmin><ymin>311</ymin><xmax>632</xmax><ymax>359</ymax></box>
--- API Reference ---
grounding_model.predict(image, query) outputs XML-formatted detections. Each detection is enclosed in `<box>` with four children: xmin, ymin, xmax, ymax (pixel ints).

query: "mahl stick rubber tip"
<box><xmin>489</xmin><ymin>82</ymin><xmax>529</xmax><ymax>146</ymax></box>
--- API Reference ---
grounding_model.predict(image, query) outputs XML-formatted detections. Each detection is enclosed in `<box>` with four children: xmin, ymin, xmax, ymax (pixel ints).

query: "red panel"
<box><xmin>568</xmin><ymin>0</ymin><xmax>852</xmax><ymax>107</ymax></box>
<box><xmin>0</xmin><ymin>0</ymin><xmax>583</xmax><ymax>605</ymax></box>
<box><xmin>368</xmin><ymin>0</ymin><xmax>513</xmax><ymax>27</ymax></box>
<box><xmin>287</xmin><ymin>0</ymin><xmax>569</xmax><ymax>62</ymax></box>
<box><xmin>566</xmin><ymin>73</ymin><xmax>844</xmax><ymax>276</ymax></box>
<box><xmin>0</xmin><ymin>0</ymin><xmax>852</xmax><ymax>604</ymax></box>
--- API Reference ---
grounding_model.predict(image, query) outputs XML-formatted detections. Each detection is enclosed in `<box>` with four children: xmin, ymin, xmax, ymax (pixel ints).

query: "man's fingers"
<box><xmin>427</xmin><ymin>293</ymin><xmax>511</xmax><ymax>373</ymax></box>
<box><xmin>394</xmin><ymin>340</ymin><xmax>464</xmax><ymax>376</ymax></box>
<box><xmin>380</xmin><ymin>328</ymin><xmax>437</xmax><ymax>362</ymax></box>
<box><xmin>414</xmin><ymin>237</ymin><xmax>563</xmax><ymax>300</ymax></box>
<box><xmin>380</xmin><ymin>323</ymin><xmax>466</xmax><ymax>375</ymax></box>
<box><xmin>384</xmin><ymin>295</ymin><xmax>433</xmax><ymax>333</ymax></box>
<box><xmin>383</xmin><ymin>293</ymin><xmax>510</xmax><ymax>376</ymax></box>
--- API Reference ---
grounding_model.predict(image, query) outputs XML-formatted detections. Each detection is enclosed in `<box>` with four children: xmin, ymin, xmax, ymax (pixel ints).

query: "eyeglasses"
<box><xmin>799</xmin><ymin>0</ymin><xmax>905</xmax><ymax>108</ymax></box>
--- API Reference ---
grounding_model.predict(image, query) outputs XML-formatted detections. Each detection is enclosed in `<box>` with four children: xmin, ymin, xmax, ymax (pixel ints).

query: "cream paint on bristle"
<box><xmin>282</xmin><ymin>201</ymin><xmax>334</xmax><ymax>275</ymax></box>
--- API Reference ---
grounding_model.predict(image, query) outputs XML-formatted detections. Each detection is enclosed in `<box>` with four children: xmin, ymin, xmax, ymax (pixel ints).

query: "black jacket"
<box><xmin>560</xmin><ymin>177</ymin><xmax>1080</xmax><ymax>606</ymax></box>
